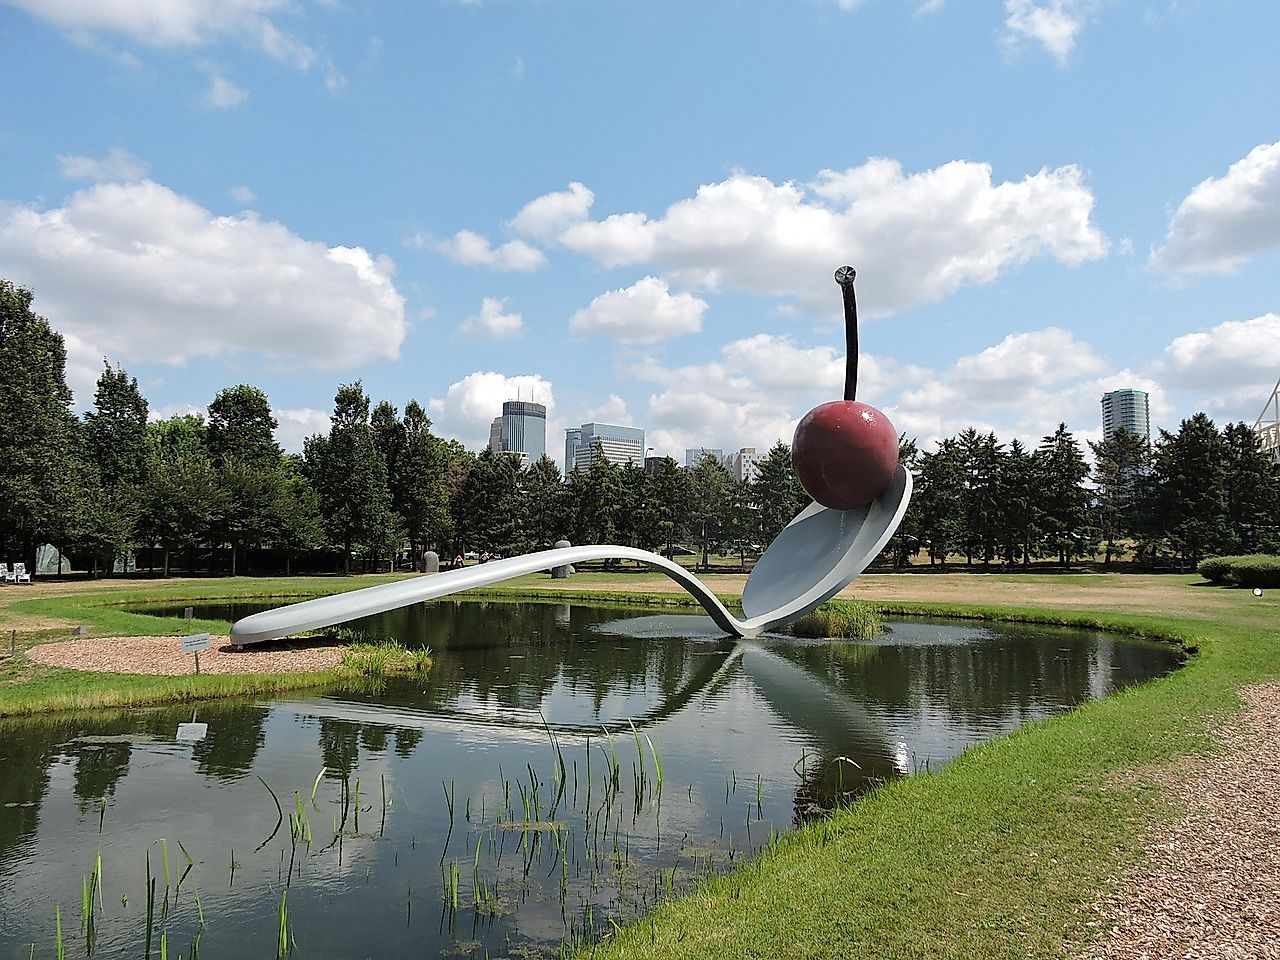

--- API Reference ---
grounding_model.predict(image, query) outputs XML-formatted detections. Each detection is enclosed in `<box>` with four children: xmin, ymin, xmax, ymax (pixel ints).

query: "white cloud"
<box><xmin>1150</xmin><ymin>140</ymin><xmax>1280</xmax><ymax>274</ymax></box>
<box><xmin>1156</xmin><ymin>313</ymin><xmax>1280</xmax><ymax>393</ymax></box>
<box><xmin>147</xmin><ymin>401</ymin><xmax>206</xmax><ymax>422</ymax></box>
<box><xmin>460</xmin><ymin>296</ymin><xmax>523</xmax><ymax>339</ymax></box>
<box><xmin>427</xmin><ymin>371</ymin><xmax>554</xmax><ymax>449</ymax></box>
<box><xmin>1003</xmin><ymin>0</ymin><xmax>1093</xmax><ymax>63</ymax></box>
<box><xmin>0</xmin><ymin>179</ymin><xmax>406</xmax><ymax>369</ymax></box>
<box><xmin>432</xmin><ymin>229</ymin><xmax>546</xmax><ymax>272</ymax></box>
<box><xmin>508</xmin><ymin>181</ymin><xmax>594</xmax><ymax>240</ymax></box>
<box><xmin>570</xmin><ymin>276</ymin><xmax>707</xmax><ymax>343</ymax></box>
<box><xmin>581</xmin><ymin>394</ymin><xmax>631</xmax><ymax>426</ymax></box>
<box><xmin>5</xmin><ymin>0</ymin><xmax>319</xmax><ymax>68</ymax></box>
<box><xmin>229</xmin><ymin>184</ymin><xmax>256</xmax><ymax>205</ymax></box>
<box><xmin>537</xmin><ymin>159</ymin><xmax>1104</xmax><ymax>316</ymax></box>
<box><xmin>204</xmin><ymin>70</ymin><xmax>248</xmax><ymax>109</ymax></box>
<box><xmin>274</xmin><ymin>407</ymin><xmax>331</xmax><ymax>453</ymax></box>
<box><xmin>56</xmin><ymin>147</ymin><xmax>149</xmax><ymax>182</ymax></box>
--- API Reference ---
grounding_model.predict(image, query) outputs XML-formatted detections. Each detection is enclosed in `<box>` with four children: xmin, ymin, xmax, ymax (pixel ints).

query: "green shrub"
<box><xmin>1196</xmin><ymin>554</ymin><xmax>1280</xmax><ymax>588</ymax></box>
<box><xmin>789</xmin><ymin>600</ymin><xmax>882</xmax><ymax>639</ymax></box>
<box><xmin>338</xmin><ymin>638</ymin><xmax>433</xmax><ymax>676</ymax></box>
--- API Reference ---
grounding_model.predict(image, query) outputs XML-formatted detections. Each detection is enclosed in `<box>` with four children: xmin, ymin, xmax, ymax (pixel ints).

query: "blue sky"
<box><xmin>1</xmin><ymin>0</ymin><xmax>1278</xmax><ymax>467</ymax></box>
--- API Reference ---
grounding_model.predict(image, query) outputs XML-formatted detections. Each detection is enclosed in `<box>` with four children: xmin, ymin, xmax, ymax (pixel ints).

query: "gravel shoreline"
<box><xmin>1079</xmin><ymin>682</ymin><xmax>1280</xmax><ymax>960</ymax></box>
<box><xmin>26</xmin><ymin>635</ymin><xmax>345</xmax><ymax>675</ymax></box>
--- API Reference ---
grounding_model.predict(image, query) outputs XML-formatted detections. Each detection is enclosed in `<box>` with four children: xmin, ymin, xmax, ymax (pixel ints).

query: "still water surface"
<box><xmin>0</xmin><ymin>600</ymin><xmax>1180</xmax><ymax>958</ymax></box>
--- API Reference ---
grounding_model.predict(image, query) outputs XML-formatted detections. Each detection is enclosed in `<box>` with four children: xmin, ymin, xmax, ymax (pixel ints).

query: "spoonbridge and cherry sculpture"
<box><xmin>229</xmin><ymin>267</ymin><xmax>913</xmax><ymax>647</ymax></box>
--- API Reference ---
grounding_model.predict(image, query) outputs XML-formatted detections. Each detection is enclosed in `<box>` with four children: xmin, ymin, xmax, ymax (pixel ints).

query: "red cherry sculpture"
<box><xmin>793</xmin><ymin>266</ymin><xmax>900</xmax><ymax>510</ymax></box>
<box><xmin>793</xmin><ymin>400</ymin><xmax>898</xmax><ymax>510</ymax></box>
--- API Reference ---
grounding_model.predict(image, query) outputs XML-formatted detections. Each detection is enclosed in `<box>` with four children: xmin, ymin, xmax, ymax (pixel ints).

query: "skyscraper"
<box><xmin>565</xmin><ymin>422</ymin><xmax>645</xmax><ymax>473</ymax></box>
<box><xmin>1101</xmin><ymin>389</ymin><xmax>1150</xmax><ymax>442</ymax></box>
<box><xmin>487</xmin><ymin>400</ymin><xmax>546</xmax><ymax>465</ymax></box>
<box><xmin>684</xmin><ymin>447</ymin><xmax>724</xmax><ymax>468</ymax></box>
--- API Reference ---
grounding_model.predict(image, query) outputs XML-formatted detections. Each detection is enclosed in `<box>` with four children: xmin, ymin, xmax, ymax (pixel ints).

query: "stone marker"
<box><xmin>551</xmin><ymin>540</ymin><xmax>574</xmax><ymax>579</ymax></box>
<box><xmin>423</xmin><ymin>551</ymin><xmax>440</xmax><ymax>574</ymax></box>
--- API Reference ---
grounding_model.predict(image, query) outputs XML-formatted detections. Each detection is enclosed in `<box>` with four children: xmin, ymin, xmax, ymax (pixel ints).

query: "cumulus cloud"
<box><xmin>509</xmin><ymin>181</ymin><xmax>595</xmax><ymax>240</ymax></box>
<box><xmin>460</xmin><ymin>297</ymin><xmax>523</xmax><ymax>339</ymax></box>
<box><xmin>427</xmin><ymin>371</ymin><xmax>554</xmax><ymax>449</ymax></box>
<box><xmin>1156</xmin><ymin>313</ymin><xmax>1280</xmax><ymax>394</ymax></box>
<box><xmin>1151</xmin><ymin>140</ymin><xmax>1280</xmax><ymax>274</ymax></box>
<box><xmin>56</xmin><ymin>147</ymin><xmax>149</xmax><ymax>182</ymax></box>
<box><xmin>430</xmin><ymin>229</ymin><xmax>546</xmax><ymax>272</ymax></box>
<box><xmin>0</xmin><ymin>179</ymin><xmax>407</xmax><ymax>369</ymax></box>
<box><xmin>5</xmin><ymin>0</ymin><xmax>320</xmax><ymax>68</ymax></box>
<box><xmin>274</xmin><ymin>407</ymin><xmax>331</xmax><ymax>453</ymax></box>
<box><xmin>570</xmin><ymin>276</ymin><xmax>707</xmax><ymax>343</ymax></box>
<box><xmin>1003</xmin><ymin>0</ymin><xmax>1093</xmax><ymax>63</ymax></box>
<box><xmin>203</xmin><ymin>69</ymin><xmax>248</xmax><ymax>108</ymax></box>
<box><xmin>518</xmin><ymin>159</ymin><xmax>1104</xmax><ymax>316</ymax></box>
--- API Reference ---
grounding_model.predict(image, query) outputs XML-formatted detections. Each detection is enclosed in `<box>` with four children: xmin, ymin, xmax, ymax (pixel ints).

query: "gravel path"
<box><xmin>1080</xmin><ymin>682</ymin><xmax>1280</xmax><ymax>960</ymax></box>
<box><xmin>26</xmin><ymin>635</ymin><xmax>345</xmax><ymax>675</ymax></box>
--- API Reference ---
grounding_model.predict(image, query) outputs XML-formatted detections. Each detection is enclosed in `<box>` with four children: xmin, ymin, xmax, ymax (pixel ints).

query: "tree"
<box><xmin>0</xmin><ymin>281</ymin><xmax>82</xmax><ymax>572</ymax></box>
<box><xmin>452</xmin><ymin>448</ymin><xmax>524</xmax><ymax>555</ymax></box>
<box><xmin>648</xmin><ymin>457</ymin><xmax>690</xmax><ymax>557</ymax></box>
<box><xmin>998</xmin><ymin>439</ymin><xmax>1040</xmax><ymax>566</ymax></box>
<box><xmin>1221</xmin><ymin>421</ymin><xmax>1278</xmax><ymax>553</ymax></box>
<box><xmin>306</xmin><ymin>382</ymin><xmax>395</xmax><ymax>573</ymax></box>
<box><xmin>141</xmin><ymin>415</ymin><xmax>222</xmax><ymax>577</ymax></box>
<box><xmin>688</xmin><ymin>453</ymin><xmax>733</xmax><ymax>570</ymax></box>
<box><xmin>523</xmin><ymin>455</ymin><xmax>568</xmax><ymax>549</ymax></box>
<box><xmin>917</xmin><ymin>438</ymin><xmax>966</xmax><ymax>565</ymax></box>
<box><xmin>206</xmin><ymin>385</ymin><xmax>281</xmax><ymax>466</ymax></box>
<box><xmin>1151</xmin><ymin>414</ymin><xmax>1230</xmax><ymax>566</ymax></box>
<box><xmin>884</xmin><ymin>437</ymin><xmax>922</xmax><ymax>566</ymax></box>
<box><xmin>1036</xmin><ymin>423</ymin><xmax>1094</xmax><ymax>564</ymax></box>
<box><xmin>79</xmin><ymin>362</ymin><xmax>149</xmax><ymax>573</ymax></box>
<box><xmin>566</xmin><ymin>442</ymin><xmax>623</xmax><ymax>551</ymax></box>
<box><xmin>272</xmin><ymin>459</ymin><xmax>325</xmax><ymax>574</ymax></box>
<box><xmin>957</xmin><ymin>429</ymin><xmax>1004</xmax><ymax>565</ymax></box>
<box><xmin>753</xmin><ymin>441</ymin><xmax>806</xmax><ymax>547</ymax></box>
<box><xmin>396</xmin><ymin>401</ymin><xmax>451</xmax><ymax>562</ymax></box>
<box><xmin>1089</xmin><ymin>428</ymin><xmax>1151</xmax><ymax>566</ymax></box>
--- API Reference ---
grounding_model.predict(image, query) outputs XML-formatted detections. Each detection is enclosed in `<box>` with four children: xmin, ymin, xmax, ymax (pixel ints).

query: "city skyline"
<box><xmin>0</xmin><ymin>2</ymin><xmax>1277</xmax><ymax>461</ymax></box>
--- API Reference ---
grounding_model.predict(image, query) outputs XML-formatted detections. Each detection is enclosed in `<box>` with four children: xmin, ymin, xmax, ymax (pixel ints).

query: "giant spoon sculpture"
<box><xmin>230</xmin><ymin>268</ymin><xmax>912</xmax><ymax>647</ymax></box>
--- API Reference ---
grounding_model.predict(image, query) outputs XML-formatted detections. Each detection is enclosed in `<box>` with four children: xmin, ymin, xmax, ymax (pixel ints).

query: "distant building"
<box><xmin>684</xmin><ymin>447</ymin><xmax>724</xmax><ymax>469</ymax></box>
<box><xmin>643</xmin><ymin>455</ymin><xmax>667</xmax><ymax>476</ymax></box>
<box><xmin>726</xmin><ymin>447</ymin><xmax>760</xmax><ymax>483</ymax></box>
<box><xmin>1101</xmin><ymin>389</ymin><xmax>1150</xmax><ymax>442</ymax></box>
<box><xmin>488</xmin><ymin>400</ymin><xmax>546</xmax><ymax>465</ymax></box>
<box><xmin>565</xmin><ymin>422</ymin><xmax>645</xmax><ymax>473</ymax></box>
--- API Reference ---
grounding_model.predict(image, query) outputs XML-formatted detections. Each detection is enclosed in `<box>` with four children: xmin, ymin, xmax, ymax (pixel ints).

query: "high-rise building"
<box><xmin>565</xmin><ymin>422</ymin><xmax>645</xmax><ymax>473</ymax></box>
<box><xmin>726</xmin><ymin>447</ymin><xmax>760</xmax><ymax>483</ymax></box>
<box><xmin>1101</xmin><ymin>389</ymin><xmax>1150</xmax><ymax>442</ymax></box>
<box><xmin>684</xmin><ymin>447</ymin><xmax>724</xmax><ymax>469</ymax></box>
<box><xmin>488</xmin><ymin>400</ymin><xmax>546</xmax><ymax>465</ymax></box>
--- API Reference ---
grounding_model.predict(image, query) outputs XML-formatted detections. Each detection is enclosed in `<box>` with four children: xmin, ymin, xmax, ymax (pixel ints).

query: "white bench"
<box><xmin>13</xmin><ymin>562</ymin><xmax>30</xmax><ymax>584</ymax></box>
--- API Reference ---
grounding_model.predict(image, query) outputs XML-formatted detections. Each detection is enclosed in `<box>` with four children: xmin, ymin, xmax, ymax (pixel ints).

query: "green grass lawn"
<box><xmin>0</xmin><ymin>573</ymin><xmax>1275</xmax><ymax>957</ymax></box>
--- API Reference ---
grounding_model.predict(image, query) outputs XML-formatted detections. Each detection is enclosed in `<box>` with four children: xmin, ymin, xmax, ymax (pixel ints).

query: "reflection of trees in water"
<box><xmin>318</xmin><ymin>718</ymin><xmax>361</xmax><ymax>775</ymax></box>
<box><xmin>392</xmin><ymin>727</ymin><xmax>422</xmax><ymax>758</ymax></box>
<box><xmin>0</xmin><ymin>722</ymin><xmax>61</xmax><ymax>879</ymax></box>
<box><xmin>190</xmin><ymin>705</ymin><xmax>268</xmax><ymax>780</ymax></box>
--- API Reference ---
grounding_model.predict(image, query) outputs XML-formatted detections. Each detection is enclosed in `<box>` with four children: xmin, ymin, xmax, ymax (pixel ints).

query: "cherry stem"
<box><xmin>837</xmin><ymin>266</ymin><xmax>858</xmax><ymax>402</ymax></box>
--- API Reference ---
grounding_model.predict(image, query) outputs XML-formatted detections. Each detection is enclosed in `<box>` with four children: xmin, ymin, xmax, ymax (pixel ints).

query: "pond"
<box><xmin>0</xmin><ymin>600</ymin><xmax>1180</xmax><ymax>959</ymax></box>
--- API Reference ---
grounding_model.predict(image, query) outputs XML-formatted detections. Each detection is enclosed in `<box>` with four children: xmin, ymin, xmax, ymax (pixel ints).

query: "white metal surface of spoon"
<box><xmin>228</xmin><ymin>464</ymin><xmax>911</xmax><ymax>646</ymax></box>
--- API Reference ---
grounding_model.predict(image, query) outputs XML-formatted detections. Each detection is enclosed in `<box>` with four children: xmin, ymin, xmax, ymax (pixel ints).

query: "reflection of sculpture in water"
<box><xmin>230</xmin><ymin>268</ymin><xmax>912</xmax><ymax>649</ymax></box>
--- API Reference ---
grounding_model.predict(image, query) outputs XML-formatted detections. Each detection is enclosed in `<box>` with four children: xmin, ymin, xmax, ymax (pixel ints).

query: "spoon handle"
<box><xmin>835</xmin><ymin>266</ymin><xmax>858</xmax><ymax>401</ymax></box>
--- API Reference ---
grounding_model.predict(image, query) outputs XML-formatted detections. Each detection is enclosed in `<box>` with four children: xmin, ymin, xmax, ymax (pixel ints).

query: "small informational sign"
<box><xmin>183</xmin><ymin>606</ymin><xmax>194</xmax><ymax>622</ymax></box>
<box><xmin>176</xmin><ymin>723</ymin><xmax>208</xmax><ymax>742</ymax></box>
<box><xmin>181</xmin><ymin>633</ymin><xmax>212</xmax><ymax>653</ymax></box>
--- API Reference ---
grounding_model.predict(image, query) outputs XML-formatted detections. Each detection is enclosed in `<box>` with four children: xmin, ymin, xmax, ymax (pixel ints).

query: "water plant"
<box><xmin>789</xmin><ymin>600</ymin><xmax>881</xmax><ymax>639</ymax></box>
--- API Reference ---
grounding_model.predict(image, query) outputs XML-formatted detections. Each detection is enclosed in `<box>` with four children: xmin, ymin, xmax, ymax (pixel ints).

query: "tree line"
<box><xmin>2</xmin><ymin>280</ymin><xmax>1276</xmax><ymax>577</ymax></box>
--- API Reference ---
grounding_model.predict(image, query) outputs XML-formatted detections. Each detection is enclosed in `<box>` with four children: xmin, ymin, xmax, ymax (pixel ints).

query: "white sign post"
<box><xmin>181</xmin><ymin>633</ymin><xmax>212</xmax><ymax>674</ymax></box>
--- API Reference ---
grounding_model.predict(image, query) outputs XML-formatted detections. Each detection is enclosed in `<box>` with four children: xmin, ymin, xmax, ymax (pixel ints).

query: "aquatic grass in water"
<box><xmin>789</xmin><ymin>600</ymin><xmax>881</xmax><ymax>639</ymax></box>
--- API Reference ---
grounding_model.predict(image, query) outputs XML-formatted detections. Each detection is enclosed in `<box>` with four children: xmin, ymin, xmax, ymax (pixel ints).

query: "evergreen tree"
<box><xmin>917</xmin><ymin>438</ymin><xmax>966</xmax><ymax>565</ymax></box>
<box><xmin>753</xmin><ymin>441</ymin><xmax>806</xmax><ymax>546</ymax></box>
<box><xmin>81</xmin><ymin>361</ymin><xmax>149</xmax><ymax>573</ymax></box>
<box><xmin>0</xmin><ymin>281</ymin><xmax>81</xmax><ymax>572</ymax></box>
<box><xmin>522</xmin><ymin>455</ymin><xmax>568</xmax><ymax>549</ymax></box>
<box><xmin>648</xmin><ymin>457</ymin><xmax>691</xmax><ymax>556</ymax></box>
<box><xmin>958</xmin><ymin>429</ymin><xmax>1004</xmax><ymax>565</ymax></box>
<box><xmin>1089</xmin><ymin>428</ymin><xmax>1151</xmax><ymax>566</ymax></box>
<box><xmin>1151</xmin><ymin>414</ymin><xmax>1230</xmax><ymax>565</ymax></box>
<box><xmin>565</xmin><ymin>443</ymin><xmax>624</xmax><ymax>551</ymax></box>
<box><xmin>688</xmin><ymin>453</ymin><xmax>733</xmax><ymax>570</ymax></box>
<box><xmin>724</xmin><ymin>476</ymin><xmax>759</xmax><ymax>570</ymax></box>
<box><xmin>452</xmin><ymin>448</ymin><xmax>524</xmax><ymax>555</ymax></box>
<box><xmin>1036</xmin><ymin>423</ymin><xmax>1094</xmax><ymax>564</ymax></box>
<box><xmin>998</xmin><ymin>439</ymin><xmax>1040</xmax><ymax>566</ymax></box>
<box><xmin>1221</xmin><ymin>421</ymin><xmax>1278</xmax><ymax>553</ymax></box>
<box><xmin>397</xmin><ymin>401</ymin><xmax>451</xmax><ymax>561</ymax></box>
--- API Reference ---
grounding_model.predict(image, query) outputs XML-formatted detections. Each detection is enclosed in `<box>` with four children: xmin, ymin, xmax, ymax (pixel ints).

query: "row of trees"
<box><xmin>2</xmin><ymin>280</ymin><xmax>1276</xmax><ymax>576</ymax></box>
